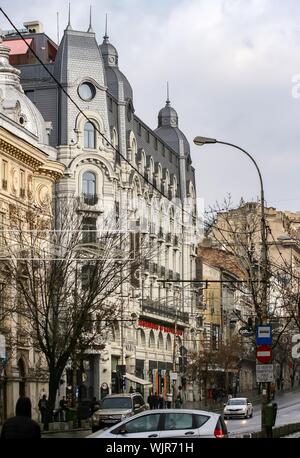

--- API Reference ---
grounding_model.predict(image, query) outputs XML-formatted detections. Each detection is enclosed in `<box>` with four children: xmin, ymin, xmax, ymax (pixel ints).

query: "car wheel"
<box><xmin>250</xmin><ymin>411</ymin><xmax>253</xmax><ymax>418</ymax></box>
<box><xmin>224</xmin><ymin>416</ymin><xmax>227</xmax><ymax>420</ymax></box>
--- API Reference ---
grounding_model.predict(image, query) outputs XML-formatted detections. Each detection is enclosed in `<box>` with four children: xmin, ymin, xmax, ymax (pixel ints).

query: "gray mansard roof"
<box><xmin>54</xmin><ymin>29</ymin><xmax>105</xmax><ymax>86</ymax></box>
<box><xmin>100</xmin><ymin>34</ymin><xmax>133</xmax><ymax>101</ymax></box>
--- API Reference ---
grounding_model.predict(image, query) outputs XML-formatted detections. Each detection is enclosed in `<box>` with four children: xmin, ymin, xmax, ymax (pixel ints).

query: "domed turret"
<box><xmin>100</xmin><ymin>32</ymin><xmax>118</xmax><ymax>68</ymax></box>
<box><xmin>99</xmin><ymin>18</ymin><xmax>133</xmax><ymax>102</ymax></box>
<box><xmin>158</xmin><ymin>99</ymin><xmax>178</xmax><ymax>128</ymax></box>
<box><xmin>0</xmin><ymin>38</ymin><xmax>48</xmax><ymax>145</ymax></box>
<box><xmin>155</xmin><ymin>92</ymin><xmax>190</xmax><ymax>156</ymax></box>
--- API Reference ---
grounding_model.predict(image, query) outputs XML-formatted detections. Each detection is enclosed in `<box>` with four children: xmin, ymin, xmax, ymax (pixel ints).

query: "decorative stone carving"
<box><xmin>11</xmin><ymin>168</ymin><xmax>19</xmax><ymax>193</ymax></box>
<box><xmin>27</xmin><ymin>174</ymin><xmax>33</xmax><ymax>200</ymax></box>
<box><xmin>36</xmin><ymin>184</ymin><xmax>51</xmax><ymax>208</ymax></box>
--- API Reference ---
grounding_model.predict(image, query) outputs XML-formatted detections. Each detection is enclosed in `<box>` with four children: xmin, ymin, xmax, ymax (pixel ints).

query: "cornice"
<box><xmin>0</xmin><ymin>126</ymin><xmax>46</xmax><ymax>171</ymax></box>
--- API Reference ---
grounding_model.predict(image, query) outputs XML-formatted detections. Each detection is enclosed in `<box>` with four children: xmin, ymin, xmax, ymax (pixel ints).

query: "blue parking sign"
<box><xmin>256</xmin><ymin>325</ymin><xmax>272</xmax><ymax>345</ymax></box>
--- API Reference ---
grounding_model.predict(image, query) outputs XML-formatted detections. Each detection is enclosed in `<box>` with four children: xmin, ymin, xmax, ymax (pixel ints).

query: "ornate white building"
<box><xmin>3</xmin><ymin>18</ymin><xmax>201</xmax><ymax>401</ymax></box>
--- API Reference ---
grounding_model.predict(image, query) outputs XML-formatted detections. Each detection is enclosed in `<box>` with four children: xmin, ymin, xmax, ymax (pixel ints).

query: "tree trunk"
<box><xmin>43</xmin><ymin>371</ymin><xmax>60</xmax><ymax>431</ymax></box>
<box><xmin>203</xmin><ymin>376</ymin><xmax>208</xmax><ymax>406</ymax></box>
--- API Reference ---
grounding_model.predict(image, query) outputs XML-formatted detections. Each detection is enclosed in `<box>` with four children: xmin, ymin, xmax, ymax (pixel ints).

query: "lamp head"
<box><xmin>193</xmin><ymin>136</ymin><xmax>217</xmax><ymax>146</ymax></box>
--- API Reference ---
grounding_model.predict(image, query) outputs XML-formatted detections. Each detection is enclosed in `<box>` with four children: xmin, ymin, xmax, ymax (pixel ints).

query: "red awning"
<box><xmin>3</xmin><ymin>38</ymin><xmax>32</xmax><ymax>55</ymax></box>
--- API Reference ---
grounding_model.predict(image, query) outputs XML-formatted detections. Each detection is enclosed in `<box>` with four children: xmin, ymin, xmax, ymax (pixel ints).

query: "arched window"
<box><xmin>138</xmin><ymin>329</ymin><xmax>146</xmax><ymax>347</ymax></box>
<box><xmin>84</xmin><ymin>121</ymin><xmax>96</xmax><ymax>149</ymax></box>
<box><xmin>149</xmin><ymin>330</ymin><xmax>155</xmax><ymax>349</ymax></box>
<box><xmin>158</xmin><ymin>332</ymin><xmax>164</xmax><ymax>350</ymax></box>
<box><xmin>82</xmin><ymin>171</ymin><xmax>97</xmax><ymax>205</ymax></box>
<box><xmin>166</xmin><ymin>334</ymin><xmax>172</xmax><ymax>351</ymax></box>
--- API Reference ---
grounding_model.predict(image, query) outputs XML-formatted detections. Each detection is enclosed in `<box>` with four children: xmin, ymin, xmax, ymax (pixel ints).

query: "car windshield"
<box><xmin>228</xmin><ymin>399</ymin><xmax>247</xmax><ymax>405</ymax></box>
<box><xmin>102</xmin><ymin>397</ymin><xmax>132</xmax><ymax>409</ymax></box>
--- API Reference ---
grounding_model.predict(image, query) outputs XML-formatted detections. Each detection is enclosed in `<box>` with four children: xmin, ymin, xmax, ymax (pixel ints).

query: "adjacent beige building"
<box><xmin>0</xmin><ymin>37</ymin><xmax>64</xmax><ymax>422</ymax></box>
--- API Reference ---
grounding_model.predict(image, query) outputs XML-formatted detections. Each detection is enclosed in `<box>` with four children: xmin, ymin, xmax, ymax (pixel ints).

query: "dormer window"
<box><xmin>84</xmin><ymin>122</ymin><xmax>96</xmax><ymax>149</ymax></box>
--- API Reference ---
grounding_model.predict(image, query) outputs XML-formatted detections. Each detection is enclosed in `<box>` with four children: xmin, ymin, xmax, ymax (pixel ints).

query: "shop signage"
<box><xmin>138</xmin><ymin>319</ymin><xmax>183</xmax><ymax>336</ymax></box>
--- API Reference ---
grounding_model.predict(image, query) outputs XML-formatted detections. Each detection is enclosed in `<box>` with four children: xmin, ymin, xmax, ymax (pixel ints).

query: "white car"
<box><xmin>223</xmin><ymin>398</ymin><xmax>253</xmax><ymax>419</ymax></box>
<box><xmin>87</xmin><ymin>409</ymin><xmax>228</xmax><ymax>438</ymax></box>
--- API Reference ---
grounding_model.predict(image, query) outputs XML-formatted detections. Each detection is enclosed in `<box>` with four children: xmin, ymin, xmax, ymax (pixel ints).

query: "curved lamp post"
<box><xmin>193</xmin><ymin>135</ymin><xmax>271</xmax><ymax>437</ymax></box>
<box><xmin>193</xmin><ymin>136</ymin><xmax>268</xmax><ymax>322</ymax></box>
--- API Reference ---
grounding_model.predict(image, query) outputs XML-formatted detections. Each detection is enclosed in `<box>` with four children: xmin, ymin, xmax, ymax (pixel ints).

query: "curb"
<box><xmin>41</xmin><ymin>427</ymin><xmax>91</xmax><ymax>435</ymax></box>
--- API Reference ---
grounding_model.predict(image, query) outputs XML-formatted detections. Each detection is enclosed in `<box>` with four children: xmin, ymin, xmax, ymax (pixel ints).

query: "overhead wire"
<box><xmin>0</xmin><ymin>8</ymin><xmax>264</xmax><ymax>237</ymax></box>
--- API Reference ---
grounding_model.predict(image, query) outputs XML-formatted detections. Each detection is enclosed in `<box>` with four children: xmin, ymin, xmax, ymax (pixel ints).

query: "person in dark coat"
<box><xmin>1</xmin><ymin>397</ymin><xmax>41</xmax><ymax>439</ymax></box>
<box><xmin>152</xmin><ymin>392</ymin><xmax>159</xmax><ymax>409</ymax></box>
<box><xmin>158</xmin><ymin>394</ymin><xmax>164</xmax><ymax>409</ymax></box>
<box><xmin>147</xmin><ymin>391</ymin><xmax>154</xmax><ymax>409</ymax></box>
<box><xmin>38</xmin><ymin>394</ymin><xmax>47</xmax><ymax>424</ymax></box>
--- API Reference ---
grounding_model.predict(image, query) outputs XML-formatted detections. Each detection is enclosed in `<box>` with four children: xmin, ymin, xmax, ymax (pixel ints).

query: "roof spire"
<box><xmin>103</xmin><ymin>13</ymin><xmax>109</xmax><ymax>42</ymax></box>
<box><xmin>166</xmin><ymin>81</ymin><xmax>170</xmax><ymax>105</ymax></box>
<box><xmin>87</xmin><ymin>5</ymin><xmax>93</xmax><ymax>32</ymax></box>
<box><xmin>66</xmin><ymin>3</ymin><xmax>72</xmax><ymax>31</ymax></box>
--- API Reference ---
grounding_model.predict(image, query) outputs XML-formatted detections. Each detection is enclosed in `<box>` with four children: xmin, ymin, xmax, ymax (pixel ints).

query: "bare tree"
<box><xmin>2</xmin><ymin>197</ymin><xmax>150</xmax><ymax>429</ymax></box>
<box><xmin>187</xmin><ymin>346</ymin><xmax>218</xmax><ymax>406</ymax></box>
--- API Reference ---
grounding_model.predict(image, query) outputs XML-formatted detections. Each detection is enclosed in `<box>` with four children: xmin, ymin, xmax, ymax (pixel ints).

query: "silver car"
<box><xmin>91</xmin><ymin>393</ymin><xmax>148</xmax><ymax>432</ymax></box>
<box><xmin>223</xmin><ymin>398</ymin><xmax>253</xmax><ymax>419</ymax></box>
<box><xmin>87</xmin><ymin>409</ymin><xmax>228</xmax><ymax>438</ymax></box>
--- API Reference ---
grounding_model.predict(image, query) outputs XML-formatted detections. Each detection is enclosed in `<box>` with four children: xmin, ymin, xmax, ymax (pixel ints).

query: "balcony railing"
<box><xmin>150</xmin><ymin>262</ymin><xmax>158</xmax><ymax>276</ymax></box>
<box><xmin>174</xmin><ymin>235</ymin><xmax>179</xmax><ymax>247</ymax></box>
<box><xmin>167</xmin><ymin>269</ymin><xmax>173</xmax><ymax>281</ymax></box>
<box><xmin>141</xmin><ymin>299</ymin><xmax>189</xmax><ymax>324</ymax></box>
<box><xmin>83</xmin><ymin>194</ymin><xmax>98</xmax><ymax>206</ymax></box>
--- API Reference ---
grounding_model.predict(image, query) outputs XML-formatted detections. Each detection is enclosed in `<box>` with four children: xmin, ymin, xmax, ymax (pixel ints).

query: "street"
<box><xmin>227</xmin><ymin>389</ymin><xmax>300</xmax><ymax>437</ymax></box>
<box><xmin>42</xmin><ymin>389</ymin><xmax>300</xmax><ymax>438</ymax></box>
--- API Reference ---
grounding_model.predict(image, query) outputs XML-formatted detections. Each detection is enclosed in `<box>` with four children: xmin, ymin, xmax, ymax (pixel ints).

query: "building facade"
<box><xmin>3</xmin><ymin>19</ymin><xmax>200</xmax><ymax>402</ymax></box>
<box><xmin>0</xmin><ymin>36</ymin><xmax>64</xmax><ymax>422</ymax></box>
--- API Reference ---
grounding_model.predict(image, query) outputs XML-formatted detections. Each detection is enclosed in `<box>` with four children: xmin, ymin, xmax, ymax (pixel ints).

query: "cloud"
<box><xmin>1</xmin><ymin>0</ymin><xmax>300</xmax><ymax>212</ymax></box>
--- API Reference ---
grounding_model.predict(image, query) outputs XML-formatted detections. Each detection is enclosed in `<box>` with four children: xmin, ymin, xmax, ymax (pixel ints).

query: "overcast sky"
<box><xmin>1</xmin><ymin>0</ymin><xmax>300</xmax><ymax>214</ymax></box>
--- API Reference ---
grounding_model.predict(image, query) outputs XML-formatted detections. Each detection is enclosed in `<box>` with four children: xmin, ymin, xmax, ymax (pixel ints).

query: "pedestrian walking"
<box><xmin>147</xmin><ymin>390</ymin><xmax>154</xmax><ymax>409</ymax></box>
<box><xmin>38</xmin><ymin>394</ymin><xmax>47</xmax><ymax>424</ymax></box>
<box><xmin>175</xmin><ymin>394</ymin><xmax>182</xmax><ymax>409</ymax></box>
<box><xmin>59</xmin><ymin>396</ymin><xmax>68</xmax><ymax>421</ymax></box>
<box><xmin>158</xmin><ymin>394</ymin><xmax>164</xmax><ymax>409</ymax></box>
<box><xmin>152</xmin><ymin>392</ymin><xmax>159</xmax><ymax>409</ymax></box>
<box><xmin>166</xmin><ymin>392</ymin><xmax>172</xmax><ymax>409</ymax></box>
<box><xmin>1</xmin><ymin>397</ymin><xmax>41</xmax><ymax>439</ymax></box>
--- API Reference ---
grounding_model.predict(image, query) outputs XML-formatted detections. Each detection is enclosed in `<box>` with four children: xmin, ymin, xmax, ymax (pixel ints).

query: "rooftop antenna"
<box><xmin>56</xmin><ymin>11</ymin><xmax>60</xmax><ymax>44</ymax></box>
<box><xmin>166</xmin><ymin>81</ymin><xmax>170</xmax><ymax>105</ymax></box>
<box><xmin>66</xmin><ymin>3</ymin><xmax>72</xmax><ymax>30</ymax></box>
<box><xmin>87</xmin><ymin>5</ymin><xmax>93</xmax><ymax>32</ymax></box>
<box><xmin>103</xmin><ymin>13</ymin><xmax>108</xmax><ymax>41</ymax></box>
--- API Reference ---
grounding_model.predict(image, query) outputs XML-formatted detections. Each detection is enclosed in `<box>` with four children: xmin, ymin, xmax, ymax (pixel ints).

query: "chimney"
<box><xmin>23</xmin><ymin>21</ymin><xmax>44</xmax><ymax>34</ymax></box>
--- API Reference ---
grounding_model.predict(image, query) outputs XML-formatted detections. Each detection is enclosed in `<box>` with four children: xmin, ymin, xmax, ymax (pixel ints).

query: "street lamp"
<box><xmin>193</xmin><ymin>135</ymin><xmax>271</xmax><ymax>437</ymax></box>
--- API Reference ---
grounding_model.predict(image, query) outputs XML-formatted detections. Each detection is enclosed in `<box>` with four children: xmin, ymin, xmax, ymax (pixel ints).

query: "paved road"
<box><xmin>226</xmin><ymin>389</ymin><xmax>300</xmax><ymax>437</ymax></box>
<box><xmin>42</xmin><ymin>389</ymin><xmax>300</xmax><ymax>438</ymax></box>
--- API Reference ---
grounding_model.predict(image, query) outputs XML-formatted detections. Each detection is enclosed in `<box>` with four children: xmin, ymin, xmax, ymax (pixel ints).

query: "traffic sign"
<box><xmin>256</xmin><ymin>325</ymin><xmax>272</xmax><ymax>345</ymax></box>
<box><xmin>256</xmin><ymin>364</ymin><xmax>274</xmax><ymax>382</ymax></box>
<box><xmin>239</xmin><ymin>326</ymin><xmax>254</xmax><ymax>337</ymax></box>
<box><xmin>256</xmin><ymin>345</ymin><xmax>272</xmax><ymax>363</ymax></box>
